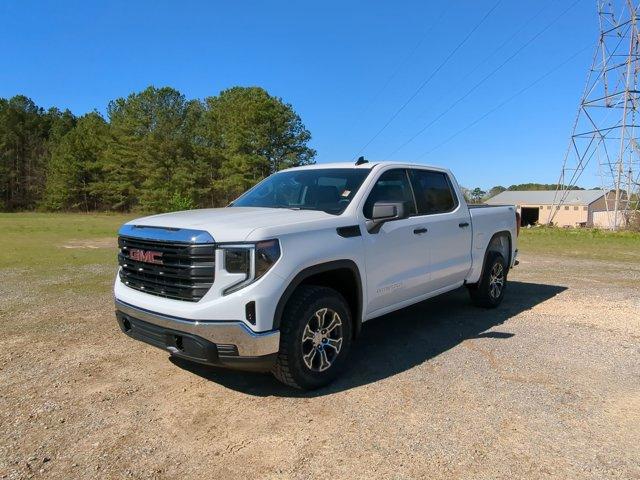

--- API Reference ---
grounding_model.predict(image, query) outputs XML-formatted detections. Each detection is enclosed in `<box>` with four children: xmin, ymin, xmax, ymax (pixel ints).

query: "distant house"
<box><xmin>484</xmin><ymin>190</ymin><xmax>615</xmax><ymax>227</ymax></box>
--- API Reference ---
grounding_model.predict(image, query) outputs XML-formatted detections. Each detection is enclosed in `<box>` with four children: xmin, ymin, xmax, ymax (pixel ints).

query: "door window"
<box><xmin>363</xmin><ymin>169</ymin><xmax>416</xmax><ymax>219</ymax></box>
<box><xmin>408</xmin><ymin>169</ymin><xmax>458</xmax><ymax>215</ymax></box>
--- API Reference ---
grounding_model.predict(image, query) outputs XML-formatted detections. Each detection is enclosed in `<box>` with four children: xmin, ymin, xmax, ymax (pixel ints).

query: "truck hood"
<box><xmin>126</xmin><ymin>207</ymin><xmax>336</xmax><ymax>242</ymax></box>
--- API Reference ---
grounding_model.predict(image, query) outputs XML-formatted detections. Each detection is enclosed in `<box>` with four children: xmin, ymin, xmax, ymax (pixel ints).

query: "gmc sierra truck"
<box><xmin>115</xmin><ymin>161</ymin><xmax>518</xmax><ymax>389</ymax></box>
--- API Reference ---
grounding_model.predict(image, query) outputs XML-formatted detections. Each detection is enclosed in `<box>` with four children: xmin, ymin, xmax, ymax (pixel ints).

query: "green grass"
<box><xmin>0</xmin><ymin>213</ymin><xmax>135</xmax><ymax>298</ymax></box>
<box><xmin>518</xmin><ymin>226</ymin><xmax>640</xmax><ymax>262</ymax></box>
<box><xmin>0</xmin><ymin>212</ymin><xmax>133</xmax><ymax>268</ymax></box>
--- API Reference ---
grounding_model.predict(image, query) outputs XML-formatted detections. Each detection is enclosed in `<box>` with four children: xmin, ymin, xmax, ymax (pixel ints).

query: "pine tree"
<box><xmin>200</xmin><ymin>87</ymin><xmax>316</xmax><ymax>205</ymax></box>
<box><xmin>1</xmin><ymin>86</ymin><xmax>316</xmax><ymax>212</ymax></box>
<box><xmin>43</xmin><ymin>112</ymin><xmax>108</xmax><ymax>210</ymax></box>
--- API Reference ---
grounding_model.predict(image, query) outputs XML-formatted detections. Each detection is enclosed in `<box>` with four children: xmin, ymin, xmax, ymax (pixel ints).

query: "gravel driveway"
<box><xmin>1</xmin><ymin>253</ymin><xmax>639</xmax><ymax>479</ymax></box>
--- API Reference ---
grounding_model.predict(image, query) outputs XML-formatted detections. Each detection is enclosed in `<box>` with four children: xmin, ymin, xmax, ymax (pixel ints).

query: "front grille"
<box><xmin>118</xmin><ymin>235</ymin><xmax>215</xmax><ymax>302</ymax></box>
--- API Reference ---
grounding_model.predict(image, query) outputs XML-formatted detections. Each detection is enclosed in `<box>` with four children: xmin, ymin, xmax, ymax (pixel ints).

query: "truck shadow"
<box><xmin>171</xmin><ymin>281</ymin><xmax>566</xmax><ymax>397</ymax></box>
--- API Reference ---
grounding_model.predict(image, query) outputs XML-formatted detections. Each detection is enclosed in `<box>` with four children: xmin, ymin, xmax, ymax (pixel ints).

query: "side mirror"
<box><xmin>366</xmin><ymin>201</ymin><xmax>408</xmax><ymax>233</ymax></box>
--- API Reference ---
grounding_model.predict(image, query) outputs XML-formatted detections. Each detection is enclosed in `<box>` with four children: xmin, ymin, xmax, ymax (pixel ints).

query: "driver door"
<box><xmin>360</xmin><ymin>168</ymin><xmax>432</xmax><ymax>317</ymax></box>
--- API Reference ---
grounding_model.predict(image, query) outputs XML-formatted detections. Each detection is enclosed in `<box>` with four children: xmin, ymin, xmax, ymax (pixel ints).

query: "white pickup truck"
<box><xmin>115</xmin><ymin>161</ymin><xmax>518</xmax><ymax>389</ymax></box>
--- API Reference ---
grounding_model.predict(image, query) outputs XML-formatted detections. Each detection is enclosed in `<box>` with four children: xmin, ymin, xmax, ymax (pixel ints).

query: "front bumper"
<box><xmin>115</xmin><ymin>300</ymin><xmax>280</xmax><ymax>371</ymax></box>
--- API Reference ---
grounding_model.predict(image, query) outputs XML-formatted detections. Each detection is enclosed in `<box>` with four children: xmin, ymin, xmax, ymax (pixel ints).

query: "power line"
<box><xmin>353</xmin><ymin>0</ymin><xmax>503</xmax><ymax>159</ymax></box>
<box><xmin>414</xmin><ymin>44</ymin><xmax>592</xmax><ymax>159</ymax></box>
<box><xmin>461</xmin><ymin>1</ymin><xmax>552</xmax><ymax>89</ymax></box>
<box><xmin>342</xmin><ymin>3</ymin><xmax>452</xmax><ymax>140</ymax></box>
<box><xmin>387</xmin><ymin>0</ymin><xmax>582</xmax><ymax>158</ymax></box>
<box><xmin>408</xmin><ymin>0</ymin><xmax>551</xmax><ymax>126</ymax></box>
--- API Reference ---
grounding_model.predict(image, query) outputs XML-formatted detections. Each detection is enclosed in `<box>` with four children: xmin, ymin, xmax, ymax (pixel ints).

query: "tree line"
<box><xmin>464</xmin><ymin>183</ymin><xmax>589</xmax><ymax>204</ymax></box>
<box><xmin>0</xmin><ymin>86</ymin><xmax>316</xmax><ymax>212</ymax></box>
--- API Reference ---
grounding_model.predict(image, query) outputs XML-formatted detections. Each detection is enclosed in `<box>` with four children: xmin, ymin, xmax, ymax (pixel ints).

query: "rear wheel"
<box><xmin>272</xmin><ymin>285</ymin><xmax>352</xmax><ymax>389</ymax></box>
<box><xmin>468</xmin><ymin>251</ymin><xmax>507</xmax><ymax>308</ymax></box>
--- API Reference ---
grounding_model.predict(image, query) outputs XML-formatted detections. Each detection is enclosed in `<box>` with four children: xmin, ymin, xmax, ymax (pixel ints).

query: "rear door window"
<box><xmin>409</xmin><ymin>169</ymin><xmax>458</xmax><ymax>215</ymax></box>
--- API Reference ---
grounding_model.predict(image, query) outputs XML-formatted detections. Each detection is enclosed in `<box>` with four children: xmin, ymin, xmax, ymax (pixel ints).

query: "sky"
<box><xmin>0</xmin><ymin>0</ymin><xmax>600</xmax><ymax>190</ymax></box>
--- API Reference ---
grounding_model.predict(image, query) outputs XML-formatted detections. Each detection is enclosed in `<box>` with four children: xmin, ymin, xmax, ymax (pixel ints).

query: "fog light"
<box><xmin>245</xmin><ymin>301</ymin><xmax>256</xmax><ymax>325</ymax></box>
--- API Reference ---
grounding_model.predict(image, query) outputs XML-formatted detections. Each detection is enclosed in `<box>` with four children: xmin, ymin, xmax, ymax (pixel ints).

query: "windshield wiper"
<box><xmin>290</xmin><ymin>206</ymin><xmax>342</xmax><ymax>215</ymax></box>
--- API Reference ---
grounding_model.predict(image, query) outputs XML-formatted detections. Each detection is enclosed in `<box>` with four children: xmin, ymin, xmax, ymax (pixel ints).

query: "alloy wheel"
<box><xmin>489</xmin><ymin>262</ymin><xmax>505</xmax><ymax>299</ymax></box>
<box><xmin>301</xmin><ymin>307</ymin><xmax>344</xmax><ymax>372</ymax></box>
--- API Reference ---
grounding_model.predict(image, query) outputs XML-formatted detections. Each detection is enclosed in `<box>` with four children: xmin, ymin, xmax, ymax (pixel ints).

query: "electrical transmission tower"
<box><xmin>551</xmin><ymin>0</ymin><xmax>640</xmax><ymax>229</ymax></box>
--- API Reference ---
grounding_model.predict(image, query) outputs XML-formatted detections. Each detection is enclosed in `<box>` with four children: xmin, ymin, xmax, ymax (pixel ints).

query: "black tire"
<box><xmin>272</xmin><ymin>285</ymin><xmax>353</xmax><ymax>389</ymax></box>
<box><xmin>468</xmin><ymin>251</ymin><xmax>507</xmax><ymax>308</ymax></box>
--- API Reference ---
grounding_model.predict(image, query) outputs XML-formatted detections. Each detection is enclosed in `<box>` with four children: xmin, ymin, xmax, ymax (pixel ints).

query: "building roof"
<box><xmin>484</xmin><ymin>189</ymin><xmax>606</xmax><ymax>206</ymax></box>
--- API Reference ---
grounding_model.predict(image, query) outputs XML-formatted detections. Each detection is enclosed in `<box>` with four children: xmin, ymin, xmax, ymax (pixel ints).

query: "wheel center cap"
<box><xmin>312</xmin><ymin>331</ymin><xmax>324</xmax><ymax>346</ymax></box>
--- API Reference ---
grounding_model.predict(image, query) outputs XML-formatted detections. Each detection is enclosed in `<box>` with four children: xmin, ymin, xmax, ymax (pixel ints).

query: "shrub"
<box><xmin>167</xmin><ymin>193</ymin><xmax>196</xmax><ymax>212</ymax></box>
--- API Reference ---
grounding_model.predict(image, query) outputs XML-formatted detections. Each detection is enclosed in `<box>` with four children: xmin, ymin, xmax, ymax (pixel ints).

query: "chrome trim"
<box><xmin>115</xmin><ymin>299</ymin><xmax>279</xmax><ymax>357</ymax></box>
<box><xmin>118</xmin><ymin>224</ymin><xmax>215</xmax><ymax>244</ymax></box>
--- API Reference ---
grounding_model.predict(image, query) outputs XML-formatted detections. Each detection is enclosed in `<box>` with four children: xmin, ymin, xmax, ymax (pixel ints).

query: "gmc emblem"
<box><xmin>129</xmin><ymin>248</ymin><xmax>163</xmax><ymax>264</ymax></box>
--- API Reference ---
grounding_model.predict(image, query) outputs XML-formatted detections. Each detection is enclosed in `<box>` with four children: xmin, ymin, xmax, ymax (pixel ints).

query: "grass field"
<box><xmin>0</xmin><ymin>213</ymin><xmax>131</xmax><ymax>306</ymax></box>
<box><xmin>0</xmin><ymin>213</ymin><xmax>130</xmax><ymax>269</ymax></box>
<box><xmin>517</xmin><ymin>225</ymin><xmax>640</xmax><ymax>262</ymax></box>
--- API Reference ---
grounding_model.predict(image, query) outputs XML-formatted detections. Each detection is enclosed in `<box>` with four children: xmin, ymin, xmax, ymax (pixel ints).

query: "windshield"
<box><xmin>230</xmin><ymin>168</ymin><xmax>371</xmax><ymax>215</ymax></box>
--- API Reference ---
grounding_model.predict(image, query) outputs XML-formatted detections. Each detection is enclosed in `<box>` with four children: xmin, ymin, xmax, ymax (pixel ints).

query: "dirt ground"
<box><xmin>1</xmin><ymin>252</ymin><xmax>639</xmax><ymax>479</ymax></box>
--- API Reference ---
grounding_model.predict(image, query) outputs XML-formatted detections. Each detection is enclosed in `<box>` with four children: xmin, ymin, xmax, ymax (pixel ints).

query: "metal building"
<box><xmin>485</xmin><ymin>190</ymin><xmax>614</xmax><ymax>227</ymax></box>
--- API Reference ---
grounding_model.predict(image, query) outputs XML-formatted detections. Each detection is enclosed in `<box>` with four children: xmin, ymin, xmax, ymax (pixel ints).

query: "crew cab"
<box><xmin>115</xmin><ymin>161</ymin><xmax>518</xmax><ymax>389</ymax></box>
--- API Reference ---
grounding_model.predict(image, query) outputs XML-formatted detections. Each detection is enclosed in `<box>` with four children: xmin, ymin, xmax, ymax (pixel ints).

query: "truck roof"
<box><xmin>283</xmin><ymin>161</ymin><xmax>445</xmax><ymax>171</ymax></box>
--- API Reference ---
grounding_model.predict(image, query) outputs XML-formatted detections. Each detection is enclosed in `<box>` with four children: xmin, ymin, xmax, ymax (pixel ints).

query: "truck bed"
<box><xmin>465</xmin><ymin>203</ymin><xmax>518</xmax><ymax>283</ymax></box>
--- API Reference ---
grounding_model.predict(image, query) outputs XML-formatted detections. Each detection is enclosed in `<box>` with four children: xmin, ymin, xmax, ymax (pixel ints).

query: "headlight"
<box><xmin>221</xmin><ymin>240</ymin><xmax>280</xmax><ymax>294</ymax></box>
<box><xmin>224</xmin><ymin>248</ymin><xmax>251</xmax><ymax>275</ymax></box>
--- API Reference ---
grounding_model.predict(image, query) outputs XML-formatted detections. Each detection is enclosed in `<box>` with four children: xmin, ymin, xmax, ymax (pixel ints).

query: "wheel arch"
<box><xmin>482</xmin><ymin>230</ymin><xmax>512</xmax><ymax>272</ymax></box>
<box><xmin>273</xmin><ymin>260</ymin><xmax>363</xmax><ymax>339</ymax></box>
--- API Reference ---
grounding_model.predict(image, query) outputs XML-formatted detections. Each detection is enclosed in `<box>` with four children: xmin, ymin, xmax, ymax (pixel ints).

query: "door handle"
<box><xmin>459</xmin><ymin>222</ymin><xmax>469</xmax><ymax>228</ymax></box>
<box><xmin>413</xmin><ymin>228</ymin><xmax>428</xmax><ymax>235</ymax></box>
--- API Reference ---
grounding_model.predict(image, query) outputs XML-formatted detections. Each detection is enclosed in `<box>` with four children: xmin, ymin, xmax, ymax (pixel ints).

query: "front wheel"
<box><xmin>468</xmin><ymin>251</ymin><xmax>507</xmax><ymax>308</ymax></box>
<box><xmin>272</xmin><ymin>285</ymin><xmax>352</xmax><ymax>389</ymax></box>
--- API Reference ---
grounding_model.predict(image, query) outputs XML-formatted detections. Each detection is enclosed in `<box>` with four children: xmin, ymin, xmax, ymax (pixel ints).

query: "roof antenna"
<box><xmin>355</xmin><ymin>156</ymin><xmax>368</xmax><ymax>165</ymax></box>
